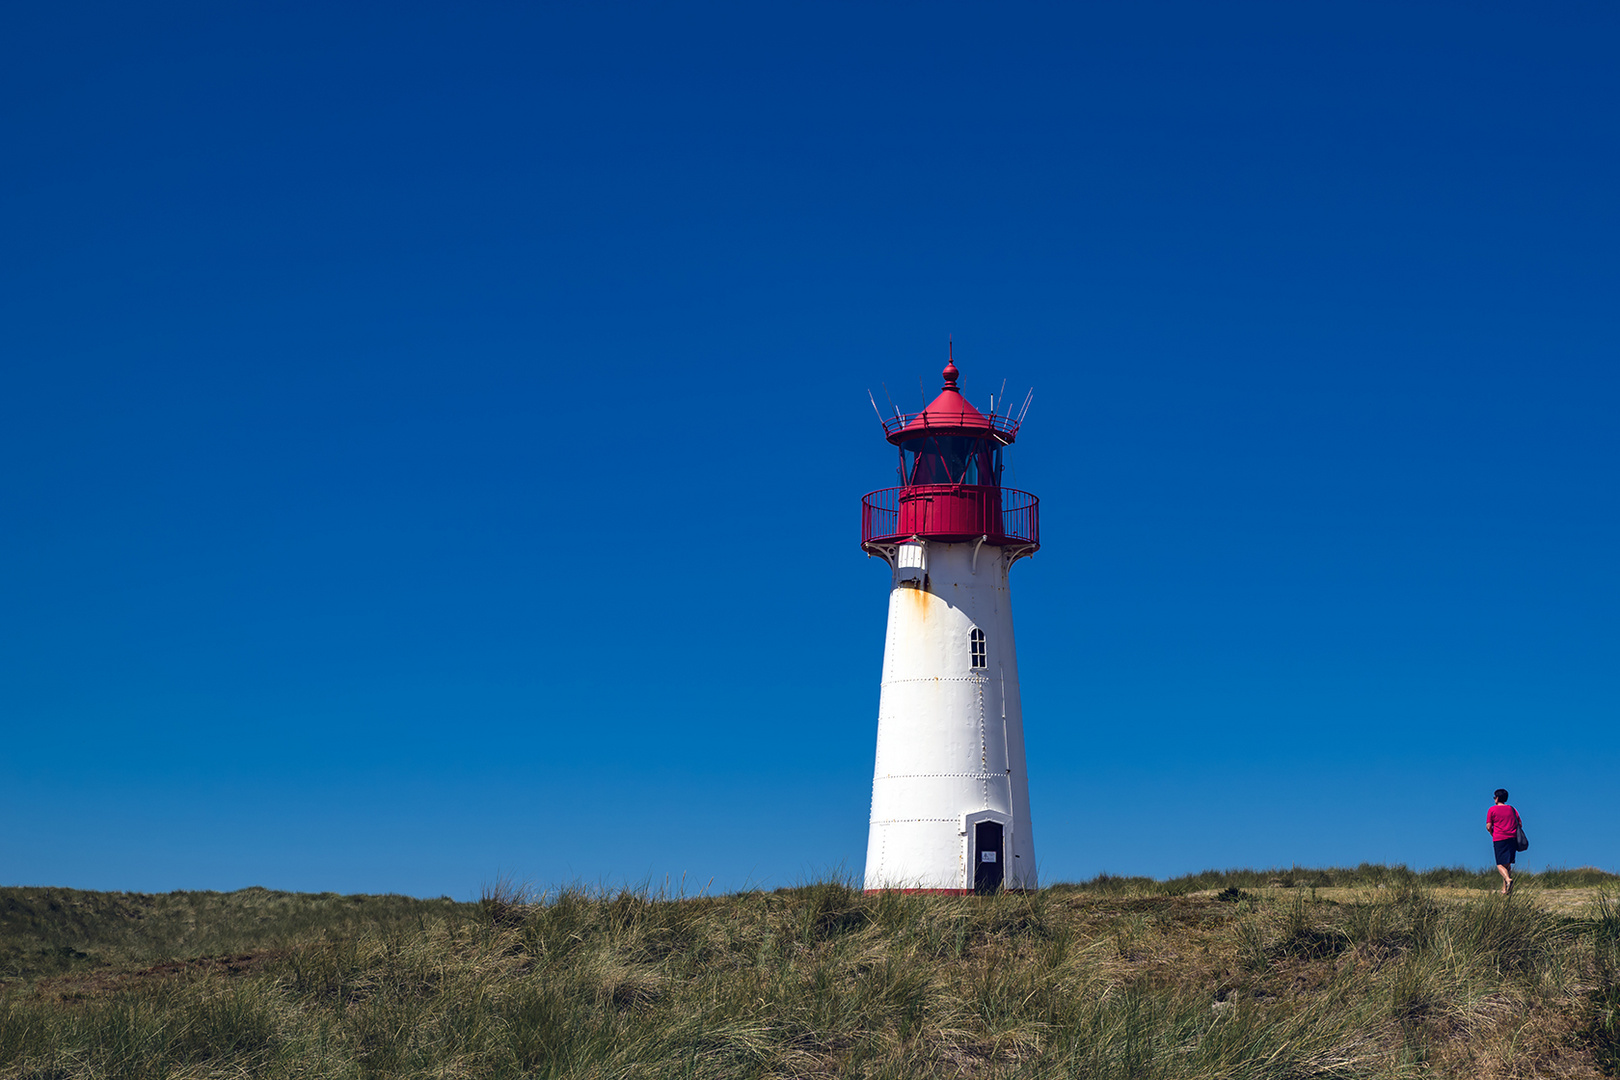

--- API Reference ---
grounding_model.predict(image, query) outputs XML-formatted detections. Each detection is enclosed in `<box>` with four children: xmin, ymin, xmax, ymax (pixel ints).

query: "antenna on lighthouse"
<box><xmin>867</xmin><ymin>389</ymin><xmax>888</xmax><ymax>428</ymax></box>
<box><xmin>1016</xmin><ymin>388</ymin><xmax>1035</xmax><ymax>427</ymax></box>
<box><xmin>880</xmin><ymin>382</ymin><xmax>902</xmax><ymax>422</ymax></box>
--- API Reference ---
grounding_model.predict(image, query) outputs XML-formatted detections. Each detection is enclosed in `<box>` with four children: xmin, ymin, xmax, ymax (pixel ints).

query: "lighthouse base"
<box><xmin>861</xmin><ymin>888</ymin><xmax>1037</xmax><ymax>896</ymax></box>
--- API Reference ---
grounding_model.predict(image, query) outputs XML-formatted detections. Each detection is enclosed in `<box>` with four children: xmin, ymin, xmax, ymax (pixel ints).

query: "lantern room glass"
<box><xmin>900</xmin><ymin>436</ymin><xmax>1002</xmax><ymax>487</ymax></box>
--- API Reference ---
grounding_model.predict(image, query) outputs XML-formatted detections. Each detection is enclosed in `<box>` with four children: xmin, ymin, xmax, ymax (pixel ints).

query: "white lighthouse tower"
<box><xmin>860</xmin><ymin>353</ymin><xmax>1040</xmax><ymax>893</ymax></box>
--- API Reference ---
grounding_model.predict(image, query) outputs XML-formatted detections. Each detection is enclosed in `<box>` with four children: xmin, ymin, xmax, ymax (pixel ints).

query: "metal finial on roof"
<box><xmin>942</xmin><ymin>341</ymin><xmax>960</xmax><ymax>390</ymax></box>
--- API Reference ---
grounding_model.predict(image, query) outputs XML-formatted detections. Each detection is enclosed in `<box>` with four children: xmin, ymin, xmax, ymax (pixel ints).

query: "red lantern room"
<box><xmin>861</xmin><ymin>353</ymin><xmax>1039</xmax><ymax>554</ymax></box>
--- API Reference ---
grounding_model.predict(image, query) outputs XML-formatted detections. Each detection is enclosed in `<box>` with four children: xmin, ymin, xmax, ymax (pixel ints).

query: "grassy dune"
<box><xmin>1</xmin><ymin>867</ymin><xmax>1617</xmax><ymax>1078</ymax></box>
<box><xmin>0</xmin><ymin>887</ymin><xmax>462</xmax><ymax>984</ymax></box>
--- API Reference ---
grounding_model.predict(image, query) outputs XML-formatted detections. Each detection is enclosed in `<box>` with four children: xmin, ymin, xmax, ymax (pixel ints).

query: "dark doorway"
<box><xmin>973</xmin><ymin>821</ymin><xmax>1005</xmax><ymax>894</ymax></box>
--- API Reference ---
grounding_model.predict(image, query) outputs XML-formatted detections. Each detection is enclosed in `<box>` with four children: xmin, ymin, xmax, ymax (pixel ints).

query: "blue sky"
<box><xmin>2</xmin><ymin>2</ymin><xmax>1616</xmax><ymax>897</ymax></box>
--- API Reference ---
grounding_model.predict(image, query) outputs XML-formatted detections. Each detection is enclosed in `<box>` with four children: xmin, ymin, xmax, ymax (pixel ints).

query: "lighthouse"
<box><xmin>860</xmin><ymin>353</ymin><xmax>1040</xmax><ymax>893</ymax></box>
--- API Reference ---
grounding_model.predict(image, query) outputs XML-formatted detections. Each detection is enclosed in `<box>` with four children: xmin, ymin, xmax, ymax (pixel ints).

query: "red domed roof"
<box><xmin>882</xmin><ymin>355</ymin><xmax>1020</xmax><ymax>445</ymax></box>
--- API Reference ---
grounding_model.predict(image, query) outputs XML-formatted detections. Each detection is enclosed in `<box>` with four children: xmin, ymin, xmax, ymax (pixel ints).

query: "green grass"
<box><xmin>1</xmin><ymin>869</ymin><xmax>1617</xmax><ymax>1078</ymax></box>
<box><xmin>1058</xmin><ymin>864</ymin><xmax>1620</xmax><ymax>896</ymax></box>
<box><xmin>0</xmin><ymin>886</ymin><xmax>464</xmax><ymax>982</ymax></box>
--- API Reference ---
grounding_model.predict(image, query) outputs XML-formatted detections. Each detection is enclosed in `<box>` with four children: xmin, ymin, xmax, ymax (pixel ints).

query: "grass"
<box><xmin>0</xmin><ymin>886</ymin><xmax>462</xmax><ymax>983</ymax></box>
<box><xmin>0</xmin><ymin>867</ymin><xmax>1615</xmax><ymax>1078</ymax></box>
<box><xmin>1061</xmin><ymin>864</ymin><xmax>1620</xmax><ymax>896</ymax></box>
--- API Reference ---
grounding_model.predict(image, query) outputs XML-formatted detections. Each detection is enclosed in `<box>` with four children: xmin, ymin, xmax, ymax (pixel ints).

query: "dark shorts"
<box><xmin>1493</xmin><ymin>838</ymin><xmax>1517</xmax><ymax>867</ymax></box>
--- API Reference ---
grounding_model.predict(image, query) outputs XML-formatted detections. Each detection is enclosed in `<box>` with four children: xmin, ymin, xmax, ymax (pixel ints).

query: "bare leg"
<box><xmin>1497</xmin><ymin>862</ymin><xmax>1513</xmax><ymax>895</ymax></box>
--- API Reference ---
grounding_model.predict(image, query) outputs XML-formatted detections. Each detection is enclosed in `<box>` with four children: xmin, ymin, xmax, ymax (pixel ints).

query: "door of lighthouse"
<box><xmin>973</xmin><ymin>822</ymin><xmax>1005</xmax><ymax>894</ymax></box>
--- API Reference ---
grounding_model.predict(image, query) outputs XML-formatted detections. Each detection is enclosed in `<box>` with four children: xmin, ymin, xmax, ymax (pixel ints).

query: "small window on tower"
<box><xmin>970</xmin><ymin>628</ymin><xmax>987</xmax><ymax>668</ymax></box>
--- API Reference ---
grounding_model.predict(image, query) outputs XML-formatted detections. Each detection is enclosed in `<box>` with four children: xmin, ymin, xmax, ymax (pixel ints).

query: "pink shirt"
<box><xmin>1487</xmin><ymin>804</ymin><xmax>1521</xmax><ymax>842</ymax></box>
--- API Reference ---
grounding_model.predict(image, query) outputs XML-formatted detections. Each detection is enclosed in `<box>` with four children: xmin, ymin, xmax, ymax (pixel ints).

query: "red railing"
<box><xmin>861</xmin><ymin>485</ymin><xmax>1039</xmax><ymax>547</ymax></box>
<box><xmin>881</xmin><ymin>410</ymin><xmax>1021</xmax><ymax>442</ymax></box>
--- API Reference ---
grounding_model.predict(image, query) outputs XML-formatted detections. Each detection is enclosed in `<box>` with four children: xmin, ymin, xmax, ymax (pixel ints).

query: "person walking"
<box><xmin>1486</xmin><ymin>788</ymin><xmax>1522</xmax><ymax>895</ymax></box>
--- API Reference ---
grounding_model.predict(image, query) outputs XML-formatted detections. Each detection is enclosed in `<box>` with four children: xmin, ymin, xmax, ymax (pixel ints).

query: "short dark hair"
<box><xmin>1494</xmin><ymin>788</ymin><xmax>1509</xmax><ymax>803</ymax></box>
